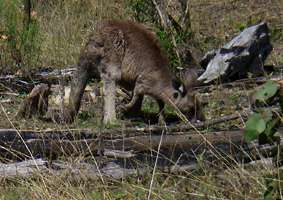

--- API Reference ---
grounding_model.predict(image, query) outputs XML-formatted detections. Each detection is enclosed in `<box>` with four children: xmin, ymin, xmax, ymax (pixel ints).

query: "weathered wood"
<box><xmin>0</xmin><ymin>113</ymin><xmax>242</xmax><ymax>142</ymax></box>
<box><xmin>0</xmin><ymin>159</ymin><xmax>47</xmax><ymax>178</ymax></box>
<box><xmin>0</xmin><ymin>125</ymin><xmax>282</xmax><ymax>160</ymax></box>
<box><xmin>0</xmin><ymin>159</ymin><xmax>197</xmax><ymax>179</ymax></box>
<box><xmin>0</xmin><ymin>129</ymin><xmax>243</xmax><ymax>157</ymax></box>
<box><xmin>34</xmin><ymin>67</ymin><xmax>76</xmax><ymax>84</ymax></box>
<box><xmin>103</xmin><ymin>149</ymin><xmax>136</xmax><ymax>158</ymax></box>
<box><xmin>0</xmin><ymin>128</ymin><xmax>245</xmax><ymax>157</ymax></box>
<box><xmin>103</xmin><ymin>129</ymin><xmax>245</xmax><ymax>151</ymax></box>
<box><xmin>103</xmin><ymin>112</ymin><xmax>243</xmax><ymax>137</ymax></box>
<box><xmin>16</xmin><ymin>84</ymin><xmax>50</xmax><ymax>118</ymax></box>
<box><xmin>194</xmin><ymin>74</ymin><xmax>283</xmax><ymax>92</ymax></box>
<box><xmin>4</xmin><ymin>138</ymin><xmax>100</xmax><ymax>158</ymax></box>
<box><xmin>0</xmin><ymin>77</ymin><xmax>33</xmax><ymax>92</ymax></box>
<box><xmin>0</xmin><ymin>131</ymin><xmax>282</xmax><ymax>179</ymax></box>
<box><xmin>0</xmin><ymin>67</ymin><xmax>76</xmax><ymax>93</ymax></box>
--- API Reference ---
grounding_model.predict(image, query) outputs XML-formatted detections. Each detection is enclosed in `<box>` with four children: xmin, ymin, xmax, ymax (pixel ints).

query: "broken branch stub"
<box><xmin>16</xmin><ymin>83</ymin><xmax>50</xmax><ymax>118</ymax></box>
<box><xmin>198</xmin><ymin>22</ymin><xmax>273</xmax><ymax>83</ymax></box>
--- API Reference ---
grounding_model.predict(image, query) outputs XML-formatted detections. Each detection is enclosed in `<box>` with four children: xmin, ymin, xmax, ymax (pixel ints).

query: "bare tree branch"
<box><xmin>181</xmin><ymin>0</ymin><xmax>192</xmax><ymax>32</ymax></box>
<box><xmin>151</xmin><ymin>0</ymin><xmax>181</xmax><ymax>63</ymax></box>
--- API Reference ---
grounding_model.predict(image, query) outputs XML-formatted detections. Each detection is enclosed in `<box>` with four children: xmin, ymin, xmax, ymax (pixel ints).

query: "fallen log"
<box><xmin>0</xmin><ymin>67</ymin><xmax>76</xmax><ymax>93</ymax></box>
<box><xmin>103</xmin><ymin>129</ymin><xmax>245</xmax><ymax>151</ymax></box>
<box><xmin>34</xmin><ymin>67</ymin><xmax>76</xmax><ymax>83</ymax></box>
<box><xmin>0</xmin><ymin>159</ymin><xmax>47</xmax><ymax>178</ymax></box>
<box><xmin>0</xmin><ymin>128</ymin><xmax>244</xmax><ymax>158</ymax></box>
<box><xmin>0</xmin><ymin>77</ymin><xmax>34</xmax><ymax>93</ymax></box>
<box><xmin>107</xmin><ymin>112</ymin><xmax>243</xmax><ymax>137</ymax></box>
<box><xmin>0</xmin><ymin>125</ymin><xmax>282</xmax><ymax>162</ymax></box>
<box><xmin>0</xmin><ymin>149</ymin><xmax>278</xmax><ymax>180</ymax></box>
<box><xmin>0</xmin><ymin>158</ymin><xmax>197</xmax><ymax>180</ymax></box>
<box><xmin>0</xmin><ymin>112</ymin><xmax>243</xmax><ymax>142</ymax></box>
<box><xmin>0</xmin><ymin>131</ymin><xmax>282</xmax><ymax>179</ymax></box>
<box><xmin>0</xmin><ymin>128</ymin><xmax>252</xmax><ymax>159</ymax></box>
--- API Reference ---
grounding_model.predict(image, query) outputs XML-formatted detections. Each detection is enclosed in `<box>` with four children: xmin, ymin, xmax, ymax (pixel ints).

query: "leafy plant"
<box><xmin>253</xmin><ymin>80</ymin><xmax>280</xmax><ymax>103</ymax></box>
<box><xmin>244</xmin><ymin>110</ymin><xmax>280</xmax><ymax>144</ymax></box>
<box><xmin>244</xmin><ymin>80</ymin><xmax>281</xmax><ymax>144</ymax></box>
<box><xmin>126</xmin><ymin>0</ymin><xmax>157</xmax><ymax>24</ymax></box>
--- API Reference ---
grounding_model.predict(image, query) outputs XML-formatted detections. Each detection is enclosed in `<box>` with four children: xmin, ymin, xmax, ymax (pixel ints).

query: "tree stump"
<box><xmin>16</xmin><ymin>83</ymin><xmax>50</xmax><ymax>118</ymax></box>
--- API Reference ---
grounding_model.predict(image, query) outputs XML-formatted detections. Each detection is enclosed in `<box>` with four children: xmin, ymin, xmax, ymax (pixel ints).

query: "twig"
<box><xmin>148</xmin><ymin>129</ymin><xmax>164</xmax><ymax>200</ymax></box>
<box><xmin>103</xmin><ymin>149</ymin><xmax>136</xmax><ymax>158</ymax></box>
<box><xmin>151</xmin><ymin>0</ymin><xmax>181</xmax><ymax>63</ymax></box>
<box><xmin>101</xmin><ymin>112</ymin><xmax>243</xmax><ymax>137</ymax></box>
<box><xmin>195</xmin><ymin>75</ymin><xmax>283</xmax><ymax>92</ymax></box>
<box><xmin>181</xmin><ymin>0</ymin><xmax>192</xmax><ymax>32</ymax></box>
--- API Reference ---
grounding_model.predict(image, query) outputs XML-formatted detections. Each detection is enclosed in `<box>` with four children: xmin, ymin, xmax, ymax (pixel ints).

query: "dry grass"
<box><xmin>1</xmin><ymin>0</ymin><xmax>282</xmax><ymax>72</ymax></box>
<box><xmin>0</xmin><ymin>1</ymin><xmax>283</xmax><ymax>199</ymax></box>
<box><xmin>0</xmin><ymin>77</ymin><xmax>278</xmax><ymax>199</ymax></box>
<box><xmin>190</xmin><ymin>0</ymin><xmax>283</xmax><ymax>65</ymax></box>
<box><xmin>36</xmin><ymin>0</ymin><xmax>131</xmax><ymax>69</ymax></box>
<box><xmin>0</xmin><ymin>155</ymin><xmax>275</xmax><ymax>199</ymax></box>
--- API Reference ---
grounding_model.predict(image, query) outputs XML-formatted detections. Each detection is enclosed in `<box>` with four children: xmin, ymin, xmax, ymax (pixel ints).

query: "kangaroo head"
<box><xmin>171</xmin><ymin>79</ymin><xmax>205</xmax><ymax>121</ymax></box>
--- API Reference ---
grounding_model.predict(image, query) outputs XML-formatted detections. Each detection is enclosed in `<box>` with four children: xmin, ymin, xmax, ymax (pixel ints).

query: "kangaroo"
<box><xmin>62</xmin><ymin>20</ymin><xmax>204</xmax><ymax>124</ymax></box>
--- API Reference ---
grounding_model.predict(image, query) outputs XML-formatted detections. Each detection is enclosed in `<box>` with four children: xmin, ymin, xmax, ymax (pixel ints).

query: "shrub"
<box><xmin>0</xmin><ymin>0</ymin><xmax>41</xmax><ymax>71</ymax></box>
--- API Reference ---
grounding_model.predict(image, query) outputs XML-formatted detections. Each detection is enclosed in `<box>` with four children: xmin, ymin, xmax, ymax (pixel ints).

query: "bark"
<box><xmin>0</xmin><ymin>159</ymin><xmax>47</xmax><ymax>178</ymax></box>
<box><xmin>0</xmin><ymin>67</ymin><xmax>76</xmax><ymax>93</ymax></box>
<box><xmin>16</xmin><ymin>84</ymin><xmax>50</xmax><ymax>118</ymax></box>
<box><xmin>0</xmin><ymin>126</ymin><xmax>277</xmax><ymax>157</ymax></box>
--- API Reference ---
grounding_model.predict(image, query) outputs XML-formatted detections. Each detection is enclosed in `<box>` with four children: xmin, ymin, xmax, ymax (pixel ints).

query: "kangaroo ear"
<box><xmin>178</xmin><ymin>84</ymin><xmax>184</xmax><ymax>93</ymax></box>
<box><xmin>172</xmin><ymin>79</ymin><xmax>181</xmax><ymax>90</ymax></box>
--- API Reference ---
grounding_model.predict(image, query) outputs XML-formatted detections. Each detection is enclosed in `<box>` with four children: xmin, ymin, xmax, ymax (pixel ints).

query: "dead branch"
<box><xmin>100</xmin><ymin>112</ymin><xmax>243</xmax><ymax>137</ymax></box>
<box><xmin>195</xmin><ymin>75</ymin><xmax>283</xmax><ymax>92</ymax></box>
<box><xmin>102</xmin><ymin>129</ymin><xmax>245</xmax><ymax>151</ymax></box>
<box><xmin>34</xmin><ymin>67</ymin><xmax>76</xmax><ymax>84</ymax></box>
<box><xmin>151</xmin><ymin>0</ymin><xmax>181</xmax><ymax>63</ymax></box>
<box><xmin>151</xmin><ymin>0</ymin><xmax>171</xmax><ymax>29</ymax></box>
<box><xmin>103</xmin><ymin>149</ymin><xmax>136</xmax><ymax>158</ymax></box>
<box><xmin>181</xmin><ymin>0</ymin><xmax>192</xmax><ymax>32</ymax></box>
<box><xmin>0</xmin><ymin>128</ymin><xmax>245</xmax><ymax>157</ymax></box>
<box><xmin>0</xmin><ymin>67</ymin><xmax>76</xmax><ymax>93</ymax></box>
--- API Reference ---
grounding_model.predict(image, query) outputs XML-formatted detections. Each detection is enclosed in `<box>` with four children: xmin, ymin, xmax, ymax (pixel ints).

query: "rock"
<box><xmin>198</xmin><ymin>22</ymin><xmax>273</xmax><ymax>83</ymax></box>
